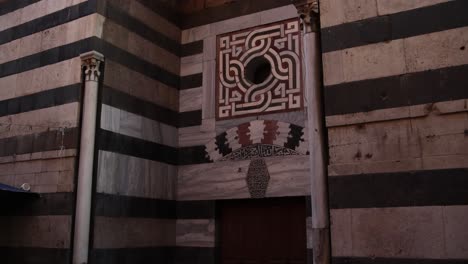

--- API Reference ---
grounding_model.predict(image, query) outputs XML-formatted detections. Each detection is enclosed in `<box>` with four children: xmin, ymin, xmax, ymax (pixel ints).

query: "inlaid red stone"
<box><xmin>262</xmin><ymin>120</ymin><xmax>278</xmax><ymax>144</ymax></box>
<box><xmin>237</xmin><ymin>123</ymin><xmax>252</xmax><ymax>146</ymax></box>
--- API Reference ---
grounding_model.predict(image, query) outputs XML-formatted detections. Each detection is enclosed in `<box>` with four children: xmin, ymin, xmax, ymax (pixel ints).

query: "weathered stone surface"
<box><xmin>330</xmin><ymin>209</ymin><xmax>352</xmax><ymax>256</ymax></box>
<box><xmin>322</xmin><ymin>50</ymin><xmax>345</xmax><ymax>86</ymax></box>
<box><xmin>404</xmin><ymin>26</ymin><xmax>468</xmax><ymax>73</ymax></box>
<box><xmin>328</xmin><ymin>112</ymin><xmax>468</xmax><ymax>175</ymax></box>
<box><xmin>342</xmin><ymin>40</ymin><xmax>406</xmax><ymax>84</ymax></box>
<box><xmin>444</xmin><ymin>205</ymin><xmax>468</xmax><ymax>258</ymax></box>
<box><xmin>320</xmin><ymin>0</ymin><xmax>377</xmax><ymax>28</ymax></box>
<box><xmin>376</xmin><ymin>0</ymin><xmax>452</xmax><ymax>16</ymax></box>
<box><xmin>351</xmin><ymin>206</ymin><xmax>445</xmax><ymax>258</ymax></box>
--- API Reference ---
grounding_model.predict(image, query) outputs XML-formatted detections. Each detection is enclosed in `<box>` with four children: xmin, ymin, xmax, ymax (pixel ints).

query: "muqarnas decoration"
<box><xmin>216</xmin><ymin>19</ymin><xmax>303</xmax><ymax>120</ymax></box>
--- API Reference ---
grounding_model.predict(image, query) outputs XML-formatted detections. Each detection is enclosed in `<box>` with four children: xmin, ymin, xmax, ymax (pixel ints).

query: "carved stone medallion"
<box><xmin>246</xmin><ymin>158</ymin><xmax>270</xmax><ymax>198</ymax></box>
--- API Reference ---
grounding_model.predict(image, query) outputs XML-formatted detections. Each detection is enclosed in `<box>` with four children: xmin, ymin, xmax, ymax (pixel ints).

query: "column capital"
<box><xmin>292</xmin><ymin>0</ymin><xmax>319</xmax><ymax>33</ymax></box>
<box><xmin>80</xmin><ymin>51</ymin><xmax>104</xmax><ymax>82</ymax></box>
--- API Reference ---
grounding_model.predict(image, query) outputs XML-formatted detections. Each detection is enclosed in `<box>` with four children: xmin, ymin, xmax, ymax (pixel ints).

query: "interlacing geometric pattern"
<box><xmin>217</xmin><ymin>19</ymin><xmax>302</xmax><ymax>119</ymax></box>
<box><xmin>205</xmin><ymin>120</ymin><xmax>308</xmax><ymax>162</ymax></box>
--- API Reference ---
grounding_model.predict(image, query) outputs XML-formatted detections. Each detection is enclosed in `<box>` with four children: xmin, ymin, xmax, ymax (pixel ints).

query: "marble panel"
<box><xmin>100</xmin><ymin>104</ymin><xmax>121</xmax><ymax>133</ymax></box>
<box><xmin>97</xmin><ymin>151</ymin><xmax>176</xmax><ymax>200</ymax></box>
<box><xmin>180</xmin><ymin>87</ymin><xmax>202</xmax><ymax>113</ymax></box>
<box><xmin>259</xmin><ymin>5</ymin><xmax>298</xmax><ymax>25</ymax></box>
<box><xmin>180</xmin><ymin>62</ymin><xmax>203</xmax><ymax>76</ymax></box>
<box><xmin>203</xmin><ymin>36</ymin><xmax>216</xmax><ymax>62</ymax></box>
<box><xmin>202</xmin><ymin>60</ymin><xmax>216</xmax><ymax>119</ymax></box>
<box><xmin>181</xmin><ymin>24</ymin><xmax>211</xmax><ymax>44</ymax></box>
<box><xmin>178</xmin><ymin>155</ymin><xmax>310</xmax><ymax>200</ymax></box>
<box><xmin>181</xmin><ymin>53</ymin><xmax>203</xmax><ymax>64</ymax></box>
<box><xmin>176</xmin><ymin>219</ymin><xmax>215</xmax><ymax>247</ymax></box>
<box><xmin>215</xmin><ymin>111</ymin><xmax>306</xmax><ymax>135</ymax></box>
<box><xmin>178</xmin><ymin>125</ymin><xmax>216</xmax><ymax>147</ymax></box>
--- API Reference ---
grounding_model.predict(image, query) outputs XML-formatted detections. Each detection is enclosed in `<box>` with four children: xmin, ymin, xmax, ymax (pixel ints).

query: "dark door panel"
<box><xmin>219</xmin><ymin>197</ymin><xmax>307</xmax><ymax>264</ymax></box>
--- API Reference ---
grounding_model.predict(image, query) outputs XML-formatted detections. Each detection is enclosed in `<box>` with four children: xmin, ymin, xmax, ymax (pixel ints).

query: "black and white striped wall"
<box><xmin>320</xmin><ymin>0</ymin><xmax>468</xmax><ymax>263</ymax></box>
<box><xmin>0</xmin><ymin>0</ymin><xmax>96</xmax><ymax>262</ymax></box>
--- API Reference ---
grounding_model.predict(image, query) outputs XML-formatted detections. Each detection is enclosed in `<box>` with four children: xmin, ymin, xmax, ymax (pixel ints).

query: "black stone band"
<box><xmin>178</xmin><ymin>0</ymin><xmax>292</xmax><ymax>29</ymax></box>
<box><xmin>0</xmin><ymin>84</ymin><xmax>81</xmax><ymax>118</ymax></box>
<box><xmin>177</xmin><ymin>200</ymin><xmax>216</xmax><ymax>219</ymax></box>
<box><xmin>174</xmin><ymin>247</ymin><xmax>216</xmax><ymax>264</ymax></box>
<box><xmin>94</xmin><ymin>193</ymin><xmax>176</xmax><ymax>219</ymax></box>
<box><xmin>0</xmin><ymin>192</ymin><xmax>75</xmax><ymax>216</ymax></box>
<box><xmin>0</xmin><ymin>0</ymin><xmax>42</xmax><ymax>16</ymax></box>
<box><xmin>324</xmin><ymin>64</ymin><xmax>468</xmax><ymax>116</ymax></box>
<box><xmin>97</xmin><ymin>129</ymin><xmax>178</xmax><ymax>165</ymax></box>
<box><xmin>181</xmin><ymin>41</ymin><xmax>204</xmax><ymax>57</ymax></box>
<box><xmin>90</xmin><ymin>247</ymin><xmax>216</xmax><ymax>264</ymax></box>
<box><xmin>101</xmin><ymin>86</ymin><xmax>202</xmax><ymax>128</ymax></box>
<box><xmin>180</xmin><ymin>73</ymin><xmax>203</xmax><ymax>90</ymax></box>
<box><xmin>332</xmin><ymin>257</ymin><xmax>468</xmax><ymax>264</ymax></box>
<box><xmin>321</xmin><ymin>0</ymin><xmax>468</xmax><ymax>53</ymax></box>
<box><xmin>329</xmin><ymin>168</ymin><xmax>468</xmax><ymax>209</ymax></box>
<box><xmin>0</xmin><ymin>247</ymin><xmax>70</xmax><ymax>264</ymax></box>
<box><xmin>0</xmin><ymin>127</ymin><xmax>78</xmax><ymax>158</ymax></box>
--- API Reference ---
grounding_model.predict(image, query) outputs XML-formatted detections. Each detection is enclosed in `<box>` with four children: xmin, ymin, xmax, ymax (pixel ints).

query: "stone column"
<box><xmin>73</xmin><ymin>51</ymin><xmax>104</xmax><ymax>264</ymax></box>
<box><xmin>294</xmin><ymin>1</ymin><xmax>331</xmax><ymax>264</ymax></box>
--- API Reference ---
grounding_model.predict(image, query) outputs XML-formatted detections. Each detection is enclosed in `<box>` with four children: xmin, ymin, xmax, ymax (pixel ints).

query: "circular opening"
<box><xmin>244</xmin><ymin>56</ymin><xmax>272</xmax><ymax>85</ymax></box>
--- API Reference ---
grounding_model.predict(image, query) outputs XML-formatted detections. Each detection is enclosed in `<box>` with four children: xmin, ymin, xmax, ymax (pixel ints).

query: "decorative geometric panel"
<box><xmin>204</xmin><ymin>120</ymin><xmax>309</xmax><ymax>162</ymax></box>
<box><xmin>246</xmin><ymin>158</ymin><xmax>270</xmax><ymax>198</ymax></box>
<box><xmin>216</xmin><ymin>19</ymin><xmax>302</xmax><ymax>120</ymax></box>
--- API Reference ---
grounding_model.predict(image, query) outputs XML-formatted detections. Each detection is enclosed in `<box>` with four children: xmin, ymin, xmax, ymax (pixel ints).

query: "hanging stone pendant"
<box><xmin>246</xmin><ymin>158</ymin><xmax>270</xmax><ymax>198</ymax></box>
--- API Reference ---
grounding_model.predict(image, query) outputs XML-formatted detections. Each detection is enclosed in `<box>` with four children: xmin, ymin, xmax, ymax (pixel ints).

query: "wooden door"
<box><xmin>219</xmin><ymin>197</ymin><xmax>307</xmax><ymax>264</ymax></box>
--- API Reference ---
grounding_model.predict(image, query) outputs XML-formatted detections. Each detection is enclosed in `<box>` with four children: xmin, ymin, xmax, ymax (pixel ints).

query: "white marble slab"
<box><xmin>178</xmin><ymin>155</ymin><xmax>310</xmax><ymax>200</ymax></box>
<box><xmin>97</xmin><ymin>151</ymin><xmax>177</xmax><ymax>200</ymax></box>
<box><xmin>178</xmin><ymin>125</ymin><xmax>216</xmax><ymax>147</ymax></box>
<box><xmin>176</xmin><ymin>219</ymin><xmax>215</xmax><ymax>247</ymax></box>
